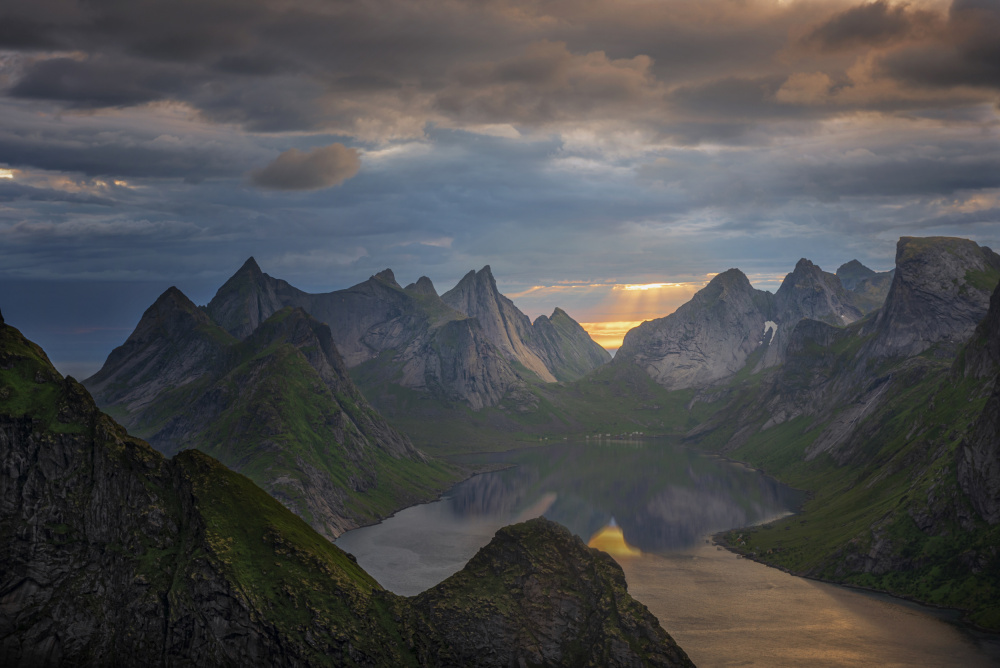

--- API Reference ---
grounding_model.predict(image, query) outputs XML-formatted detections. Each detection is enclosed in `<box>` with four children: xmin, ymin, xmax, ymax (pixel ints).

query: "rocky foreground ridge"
<box><xmin>0</xmin><ymin>311</ymin><xmax>692</xmax><ymax>667</ymax></box>
<box><xmin>85</xmin><ymin>289</ymin><xmax>454</xmax><ymax>540</ymax></box>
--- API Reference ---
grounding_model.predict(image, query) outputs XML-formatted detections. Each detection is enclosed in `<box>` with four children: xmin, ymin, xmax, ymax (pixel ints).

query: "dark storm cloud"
<box><xmin>801</xmin><ymin>1</ymin><xmax>937</xmax><ymax>52</ymax></box>
<box><xmin>10</xmin><ymin>57</ymin><xmax>176</xmax><ymax>107</ymax></box>
<box><xmin>250</xmin><ymin>144</ymin><xmax>361</xmax><ymax>190</ymax></box>
<box><xmin>877</xmin><ymin>0</ymin><xmax>1000</xmax><ymax>91</ymax></box>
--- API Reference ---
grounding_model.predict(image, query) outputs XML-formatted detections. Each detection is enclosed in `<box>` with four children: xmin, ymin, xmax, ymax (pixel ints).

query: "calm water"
<box><xmin>336</xmin><ymin>439</ymin><xmax>999</xmax><ymax>666</ymax></box>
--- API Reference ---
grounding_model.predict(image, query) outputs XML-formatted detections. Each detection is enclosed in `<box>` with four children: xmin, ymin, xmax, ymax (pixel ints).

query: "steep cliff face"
<box><xmin>411</xmin><ymin>518</ymin><xmax>694</xmax><ymax>668</ymax></box>
<box><xmin>760</xmin><ymin>259</ymin><xmax>863</xmax><ymax>368</ymax></box>
<box><xmin>85</xmin><ymin>293</ymin><xmax>451</xmax><ymax>539</ymax></box>
<box><xmin>205</xmin><ymin>256</ymin><xmax>305</xmax><ymax>339</ymax></box>
<box><xmin>685</xmin><ymin>239</ymin><xmax>1000</xmax><ymax>629</ymax></box>
<box><xmin>1</xmin><ymin>321</ymin><xmax>693</xmax><ymax>666</ymax></box>
<box><xmin>84</xmin><ymin>287</ymin><xmax>236</xmax><ymax>414</ymax></box>
<box><xmin>532</xmin><ymin>308</ymin><xmax>612</xmax><ymax>382</ymax></box>
<box><xmin>441</xmin><ymin>267</ymin><xmax>610</xmax><ymax>383</ymax></box>
<box><xmin>614</xmin><ymin>268</ymin><xmax>772</xmax><ymax>390</ymax></box>
<box><xmin>442</xmin><ymin>266</ymin><xmax>558</xmax><ymax>382</ymax></box>
<box><xmin>863</xmin><ymin>236</ymin><xmax>1000</xmax><ymax>360</ymax></box>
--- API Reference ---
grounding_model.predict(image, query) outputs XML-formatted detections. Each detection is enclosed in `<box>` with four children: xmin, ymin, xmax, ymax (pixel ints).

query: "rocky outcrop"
<box><xmin>614</xmin><ymin>268</ymin><xmax>772</xmax><ymax>390</ymax></box>
<box><xmin>411</xmin><ymin>518</ymin><xmax>693</xmax><ymax>668</ymax></box>
<box><xmin>85</xmin><ymin>292</ymin><xmax>446</xmax><ymax>539</ymax></box>
<box><xmin>863</xmin><ymin>237</ymin><xmax>1000</xmax><ymax>360</ymax></box>
<box><xmin>1</xmin><ymin>320</ymin><xmax>693</xmax><ymax>666</ymax></box>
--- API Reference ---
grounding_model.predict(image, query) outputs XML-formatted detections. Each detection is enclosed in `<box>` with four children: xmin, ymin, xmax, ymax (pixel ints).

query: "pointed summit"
<box><xmin>240</xmin><ymin>256</ymin><xmax>262</xmax><ymax>275</ymax></box>
<box><xmin>443</xmin><ymin>266</ymin><xmax>556</xmax><ymax>382</ymax></box>
<box><xmin>373</xmin><ymin>269</ymin><xmax>400</xmax><ymax>288</ymax></box>
<box><xmin>404</xmin><ymin>276</ymin><xmax>438</xmax><ymax>297</ymax></box>
<box><xmin>836</xmin><ymin>259</ymin><xmax>876</xmax><ymax>291</ymax></box>
<box><xmin>615</xmin><ymin>267</ymin><xmax>772</xmax><ymax>390</ymax></box>
<box><xmin>206</xmin><ymin>257</ymin><xmax>303</xmax><ymax>339</ymax></box>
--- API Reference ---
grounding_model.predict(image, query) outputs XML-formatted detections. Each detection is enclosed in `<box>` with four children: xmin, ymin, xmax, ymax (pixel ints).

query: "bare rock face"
<box><xmin>204</xmin><ymin>260</ymin><xmax>607</xmax><ymax>410</ymax></box>
<box><xmin>85</xmin><ymin>287</ymin><xmax>235</xmax><ymax>414</ymax></box>
<box><xmin>411</xmin><ymin>518</ymin><xmax>694</xmax><ymax>668</ymax></box>
<box><xmin>532</xmin><ymin>307</ymin><xmax>612</xmax><ymax>382</ymax></box>
<box><xmin>761</xmin><ymin>259</ymin><xmax>863</xmax><ymax>368</ymax></box>
<box><xmin>863</xmin><ymin>237</ymin><xmax>1000</xmax><ymax>360</ymax></box>
<box><xmin>442</xmin><ymin>266</ymin><xmax>610</xmax><ymax>383</ymax></box>
<box><xmin>205</xmin><ymin>257</ymin><xmax>305</xmax><ymax>339</ymax></box>
<box><xmin>614</xmin><ymin>269</ymin><xmax>772</xmax><ymax>390</ymax></box>
<box><xmin>85</xmin><ymin>292</ymin><xmax>438</xmax><ymax>539</ymax></box>
<box><xmin>442</xmin><ymin>266</ymin><xmax>558</xmax><ymax>382</ymax></box>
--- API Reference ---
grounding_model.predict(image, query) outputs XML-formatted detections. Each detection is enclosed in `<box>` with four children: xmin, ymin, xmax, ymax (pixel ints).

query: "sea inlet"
<box><xmin>336</xmin><ymin>439</ymin><xmax>999</xmax><ymax>667</ymax></box>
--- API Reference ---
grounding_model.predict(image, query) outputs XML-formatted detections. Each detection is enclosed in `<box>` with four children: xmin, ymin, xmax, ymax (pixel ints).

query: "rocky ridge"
<box><xmin>1</xmin><ymin>316</ymin><xmax>692</xmax><ymax>666</ymax></box>
<box><xmin>205</xmin><ymin>259</ymin><xmax>607</xmax><ymax>410</ymax></box>
<box><xmin>86</xmin><ymin>290</ymin><xmax>451</xmax><ymax>539</ymax></box>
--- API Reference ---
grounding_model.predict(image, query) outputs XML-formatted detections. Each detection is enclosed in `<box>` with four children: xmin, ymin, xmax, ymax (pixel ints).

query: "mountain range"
<box><xmin>205</xmin><ymin>259</ymin><xmax>609</xmax><ymax>410</ymax></box>
<box><xmin>0</xmin><ymin>311</ymin><xmax>692</xmax><ymax>666</ymax></box>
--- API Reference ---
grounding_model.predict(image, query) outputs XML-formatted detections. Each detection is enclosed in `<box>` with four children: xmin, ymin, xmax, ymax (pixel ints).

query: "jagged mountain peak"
<box><xmin>372</xmin><ymin>268</ymin><xmax>401</xmax><ymax>288</ymax></box>
<box><xmin>404</xmin><ymin>275</ymin><xmax>438</xmax><ymax>296</ymax></box>
<box><xmin>206</xmin><ymin>257</ymin><xmax>303</xmax><ymax>339</ymax></box>
<box><xmin>239</xmin><ymin>255</ymin><xmax>263</xmax><ymax>275</ymax></box>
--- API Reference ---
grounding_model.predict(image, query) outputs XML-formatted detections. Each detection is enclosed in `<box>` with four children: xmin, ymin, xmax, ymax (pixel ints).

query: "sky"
<box><xmin>1</xmin><ymin>0</ymin><xmax>999</xmax><ymax>375</ymax></box>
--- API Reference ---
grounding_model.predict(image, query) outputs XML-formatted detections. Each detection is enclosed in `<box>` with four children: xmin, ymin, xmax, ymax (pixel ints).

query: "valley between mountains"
<box><xmin>3</xmin><ymin>234</ymin><xmax>1000</xmax><ymax>665</ymax></box>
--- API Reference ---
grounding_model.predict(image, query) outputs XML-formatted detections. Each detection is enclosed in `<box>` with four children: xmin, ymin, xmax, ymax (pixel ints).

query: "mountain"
<box><xmin>0</xmin><ymin>314</ymin><xmax>693</xmax><ymax>666</ymax></box>
<box><xmin>861</xmin><ymin>236</ymin><xmax>1000</xmax><ymax>360</ymax></box>
<box><xmin>760</xmin><ymin>258</ymin><xmax>863</xmax><ymax>368</ymax></box>
<box><xmin>836</xmin><ymin>260</ymin><xmax>894</xmax><ymax>314</ymax></box>
<box><xmin>85</xmin><ymin>290</ymin><xmax>454</xmax><ymax>539</ymax></box>
<box><xmin>613</xmin><ymin>268</ymin><xmax>773</xmax><ymax>391</ymax></box>
<box><xmin>441</xmin><ymin>266</ymin><xmax>611</xmax><ymax>382</ymax></box>
<box><xmin>675</xmin><ymin>237</ymin><xmax>1000</xmax><ymax>629</ymax></box>
<box><xmin>205</xmin><ymin>260</ymin><xmax>608</xmax><ymax>410</ymax></box>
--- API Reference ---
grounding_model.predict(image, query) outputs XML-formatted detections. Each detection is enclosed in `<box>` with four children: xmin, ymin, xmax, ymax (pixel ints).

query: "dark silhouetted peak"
<box><xmin>239</xmin><ymin>256</ymin><xmax>263</xmax><ymax>276</ymax></box>
<box><xmin>794</xmin><ymin>258</ymin><xmax>815</xmax><ymax>270</ymax></box>
<box><xmin>1</xmin><ymin>306</ymin><xmax>4</xmax><ymax>325</ymax></box>
<box><xmin>207</xmin><ymin>257</ymin><xmax>302</xmax><ymax>339</ymax></box>
<box><xmin>551</xmin><ymin>307</ymin><xmax>569</xmax><ymax>318</ymax></box>
<box><xmin>404</xmin><ymin>276</ymin><xmax>437</xmax><ymax>297</ymax></box>
<box><xmin>373</xmin><ymin>269</ymin><xmax>400</xmax><ymax>287</ymax></box>
<box><xmin>836</xmin><ymin>259</ymin><xmax>877</xmax><ymax>291</ymax></box>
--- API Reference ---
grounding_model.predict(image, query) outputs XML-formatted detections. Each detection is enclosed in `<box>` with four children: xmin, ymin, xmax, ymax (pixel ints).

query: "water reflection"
<box><xmin>335</xmin><ymin>439</ymin><xmax>803</xmax><ymax>595</ymax></box>
<box><xmin>447</xmin><ymin>440</ymin><xmax>803</xmax><ymax>552</ymax></box>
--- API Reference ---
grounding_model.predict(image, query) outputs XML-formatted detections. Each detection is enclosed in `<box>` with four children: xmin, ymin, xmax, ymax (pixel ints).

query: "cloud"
<box><xmin>801</xmin><ymin>1</ymin><xmax>937</xmax><ymax>52</ymax></box>
<box><xmin>250</xmin><ymin>144</ymin><xmax>362</xmax><ymax>191</ymax></box>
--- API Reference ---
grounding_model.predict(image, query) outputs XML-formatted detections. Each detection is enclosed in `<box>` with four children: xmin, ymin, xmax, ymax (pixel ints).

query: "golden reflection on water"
<box><xmin>615</xmin><ymin>542</ymin><xmax>994</xmax><ymax>668</ymax></box>
<box><xmin>587</xmin><ymin>520</ymin><xmax>642</xmax><ymax>558</ymax></box>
